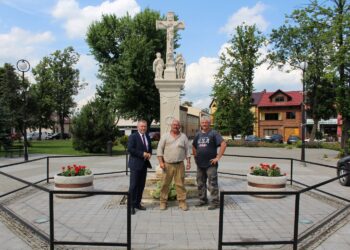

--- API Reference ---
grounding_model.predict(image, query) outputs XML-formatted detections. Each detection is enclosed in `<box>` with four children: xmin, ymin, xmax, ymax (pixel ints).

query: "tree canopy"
<box><xmin>71</xmin><ymin>97</ymin><xmax>118</xmax><ymax>153</ymax></box>
<box><xmin>0</xmin><ymin>63</ymin><xmax>28</xmax><ymax>142</ymax></box>
<box><xmin>269</xmin><ymin>1</ymin><xmax>336</xmax><ymax>142</ymax></box>
<box><xmin>212</xmin><ymin>24</ymin><xmax>265</xmax><ymax>137</ymax></box>
<box><xmin>269</xmin><ymin>0</ymin><xmax>350</xmax><ymax>152</ymax></box>
<box><xmin>32</xmin><ymin>47</ymin><xmax>83</xmax><ymax>138</ymax></box>
<box><xmin>86</xmin><ymin>9</ymin><xmax>179</xmax><ymax>126</ymax></box>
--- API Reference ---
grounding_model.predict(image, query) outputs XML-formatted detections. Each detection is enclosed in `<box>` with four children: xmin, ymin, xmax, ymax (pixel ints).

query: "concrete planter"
<box><xmin>247</xmin><ymin>173</ymin><xmax>287</xmax><ymax>198</ymax></box>
<box><xmin>54</xmin><ymin>174</ymin><xmax>94</xmax><ymax>198</ymax></box>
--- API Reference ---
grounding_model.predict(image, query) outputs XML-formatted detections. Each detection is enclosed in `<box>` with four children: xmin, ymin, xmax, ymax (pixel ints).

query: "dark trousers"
<box><xmin>196</xmin><ymin>165</ymin><xmax>219</xmax><ymax>205</ymax></box>
<box><xmin>129</xmin><ymin>167</ymin><xmax>147</xmax><ymax>208</ymax></box>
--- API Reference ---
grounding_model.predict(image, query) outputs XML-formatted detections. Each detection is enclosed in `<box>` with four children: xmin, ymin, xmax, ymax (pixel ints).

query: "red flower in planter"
<box><xmin>250</xmin><ymin>163</ymin><xmax>285</xmax><ymax>177</ymax></box>
<box><xmin>60</xmin><ymin>164</ymin><xmax>92</xmax><ymax>177</ymax></box>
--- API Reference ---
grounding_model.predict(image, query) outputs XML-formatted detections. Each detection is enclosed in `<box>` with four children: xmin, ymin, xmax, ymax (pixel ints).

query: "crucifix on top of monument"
<box><xmin>154</xmin><ymin>11</ymin><xmax>186</xmax><ymax>135</ymax></box>
<box><xmin>156</xmin><ymin>11</ymin><xmax>185</xmax><ymax>79</ymax></box>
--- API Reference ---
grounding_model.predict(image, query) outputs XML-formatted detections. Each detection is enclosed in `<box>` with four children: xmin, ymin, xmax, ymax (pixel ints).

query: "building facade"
<box><xmin>258</xmin><ymin>90</ymin><xmax>302</xmax><ymax>141</ymax></box>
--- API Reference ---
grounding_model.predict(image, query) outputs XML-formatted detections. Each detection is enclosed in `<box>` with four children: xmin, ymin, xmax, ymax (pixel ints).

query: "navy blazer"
<box><xmin>127</xmin><ymin>132</ymin><xmax>152</xmax><ymax>170</ymax></box>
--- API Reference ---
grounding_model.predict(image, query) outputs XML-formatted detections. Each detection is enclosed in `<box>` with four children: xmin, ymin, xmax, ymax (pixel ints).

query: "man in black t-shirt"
<box><xmin>192</xmin><ymin>117</ymin><xmax>227</xmax><ymax>210</ymax></box>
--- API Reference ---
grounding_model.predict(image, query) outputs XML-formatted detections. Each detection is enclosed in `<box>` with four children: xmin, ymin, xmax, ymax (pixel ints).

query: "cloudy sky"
<box><xmin>0</xmin><ymin>0</ymin><xmax>309</xmax><ymax>109</ymax></box>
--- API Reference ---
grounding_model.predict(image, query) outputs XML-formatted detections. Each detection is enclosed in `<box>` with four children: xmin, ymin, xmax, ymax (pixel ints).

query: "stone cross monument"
<box><xmin>154</xmin><ymin>12</ymin><xmax>186</xmax><ymax>135</ymax></box>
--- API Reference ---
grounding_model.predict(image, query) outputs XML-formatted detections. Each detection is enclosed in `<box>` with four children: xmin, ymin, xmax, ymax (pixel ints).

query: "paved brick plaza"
<box><xmin>0</xmin><ymin>148</ymin><xmax>349</xmax><ymax>249</ymax></box>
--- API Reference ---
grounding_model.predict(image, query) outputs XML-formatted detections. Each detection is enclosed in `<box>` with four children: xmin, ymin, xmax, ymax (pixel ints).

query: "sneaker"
<box><xmin>208</xmin><ymin>204</ymin><xmax>219</xmax><ymax>210</ymax></box>
<box><xmin>160</xmin><ymin>203</ymin><xmax>167</xmax><ymax>210</ymax></box>
<box><xmin>179</xmin><ymin>201</ymin><xmax>189</xmax><ymax>211</ymax></box>
<box><xmin>195</xmin><ymin>200</ymin><xmax>208</xmax><ymax>207</ymax></box>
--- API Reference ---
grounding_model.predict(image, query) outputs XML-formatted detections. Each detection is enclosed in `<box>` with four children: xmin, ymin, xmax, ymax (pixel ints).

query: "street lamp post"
<box><xmin>16</xmin><ymin>59</ymin><xmax>30</xmax><ymax>161</ymax></box>
<box><xmin>300</xmin><ymin>62</ymin><xmax>308</xmax><ymax>163</ymax></box>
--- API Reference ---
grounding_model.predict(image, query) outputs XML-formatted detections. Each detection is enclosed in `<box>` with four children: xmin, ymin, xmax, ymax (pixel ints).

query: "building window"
<box><xmin>286</xmin><ymin>112</ymin><xmax>296</xmax><ymax>119</ymax></box>
<box><xmin>275</xmin><ymin>96</ymin><xmax>285</xmax><ymax>102</ymax></box>
<box><xmin>265</xmin><ymin>113</ymin><xmax>279</xmax><ymax>120</ymax></box>
<box><xmin>264</xmin><ymin>129</ymin><xmax>278</xmax><ymax>136</ymax></box>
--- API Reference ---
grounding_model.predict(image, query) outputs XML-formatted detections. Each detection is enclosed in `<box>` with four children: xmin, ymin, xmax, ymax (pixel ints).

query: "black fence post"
<box><xmin>125</xmin><ymin>151</ymin><xmax>128</xmax><ymax>176</ymax></box>
<box><xmin>46</xmin><ymin>157</ymin><xmax>50</xmax><ymax>184</ymax></box>
<box><xmin>290</xmin><ymin>159</ymin><xmax>294</xmax><ymax>186</ymax></box>
<box><xmin>293</xmin><ymin>193</ymin><xmax>300</xmax><ymax>250</ymax></box>
<box><xmin>49</xmin><ymin>191</ymin><xmax>54</xmax><ymax>250</ymax></box>
<box><xmin>218</xmin><ymin>192</ymin><xmax>224</xmax><ymax>250</ymax></box>
<box><xmin>127</xmin><ymin>192</ymin><xmax>131</xmax><ymax>250</ymax></box>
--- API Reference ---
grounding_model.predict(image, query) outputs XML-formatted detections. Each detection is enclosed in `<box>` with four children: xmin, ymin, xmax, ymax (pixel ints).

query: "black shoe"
<box><xmin>137</xmin><ymin>205</ymin><xmax>147</xmax><ymax>210</ymax></box>
<box><xmin>195</xmin><ymin>200</ymin><xmax>208</xmax><ymax>207</ymax></box>
<box><xmin>131</xmin><ymin>208</ymin><xmax>136</xmax><ymax>215</ymax></box>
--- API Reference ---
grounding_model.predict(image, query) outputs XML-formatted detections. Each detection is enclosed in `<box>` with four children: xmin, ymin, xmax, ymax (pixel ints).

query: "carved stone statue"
<box><xmin>175</xmin><ymin>53</ymin><xmax>186</xmax><ymax>79</ymax></box>
<box><xmin>156</xmin><ymin>12</ymin><xmax>185</xmax><ymax>67</ymax></box>
<box><xmin>153</xmin><ymin>52</ymin><xmax>165</xmax><ymax>79</ymax></box>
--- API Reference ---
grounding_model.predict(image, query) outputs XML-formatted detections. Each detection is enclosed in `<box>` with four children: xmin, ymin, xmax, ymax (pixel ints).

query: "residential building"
<box><xmin>258</xmin><ymin>90</ymin><xmax>302</xmax><ymax>141</ymax></box>
<box><xmin>210</xmin><ymin>89</ymin><xmax>339</xmax><ymax>142</ymax></box>
<box><xmin>250</xmin><ymin>90</ymin><xmax>265</xmax><ymax>135</ymax></box>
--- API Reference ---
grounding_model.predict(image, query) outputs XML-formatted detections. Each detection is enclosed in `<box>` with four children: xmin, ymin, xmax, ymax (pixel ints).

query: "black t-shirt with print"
<box><xmin>192</xmin><ymin>130</ymin><xmax>223</xmax><ymax>168</ymax></box>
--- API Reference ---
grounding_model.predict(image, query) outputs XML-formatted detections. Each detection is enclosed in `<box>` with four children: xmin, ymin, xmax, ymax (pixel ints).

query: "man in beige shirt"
<box><xmin>157</xmin><ymin>119</ymin><xmax>191</xmax><ymax>211</ymax></box>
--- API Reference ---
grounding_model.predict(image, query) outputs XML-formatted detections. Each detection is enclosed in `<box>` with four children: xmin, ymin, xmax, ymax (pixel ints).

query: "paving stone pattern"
<box><xmin>2</xmin><ymin>173</ymin><xmax>341</xmax><ymax>250</ymax></box>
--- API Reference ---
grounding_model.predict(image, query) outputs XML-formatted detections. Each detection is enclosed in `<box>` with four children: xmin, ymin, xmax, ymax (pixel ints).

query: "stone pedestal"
<box><xmin>155</xmin><ymin>78</ymin><xmax>185</xmax><ymax>135</ymax></box>
<box><xmin>143</xmin><ymin>165</ymin><xmax>198</xmax><ymax>199</ymax></box>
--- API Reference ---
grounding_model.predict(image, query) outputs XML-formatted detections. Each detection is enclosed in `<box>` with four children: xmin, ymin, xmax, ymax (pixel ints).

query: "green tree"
<box><xmin>86</xmin><ymin>9</ymin><xmax>178</xmax><ymax>126</ymax></box>
<box><xmin>181</xmin><ymin>101</ymin><xmax>193</xmax><ymax>107</ymax></box>
<box><xmin>0</xmin><ymin>104</ymin><xmax>12</xmax><ymax>147</ymax></box>
<box><xmin>0</xmin><ymin>63</ymin><xmax>27</xmax><ymax>138</ymax></box>
<box><xmin>327</xmin><ymin>0</ymin><xmax>350</xmax><ymax>154</ymax></box>
<box><xmin>71</xmin><ymin>98</ymin><xmax>118</xmax><ymax>153</ymax></box>
<box><xmin>269</xmin><ymin>1</ymin><xmax>336</xmax><ymax>142</ymax></box>
<box><xmin>39</xmin><ymin>47</ymin><xmax>83</xmax><ymax>138</ymax></box>
<box><xmin>212</xmin><ymin>24</ymin><xmax>265</xmax><ymax>137</ymax></box>
<box><xmin>31</xmin><ymin>57</ymin><xmax>56</xmax><ymax>140</ymax></box>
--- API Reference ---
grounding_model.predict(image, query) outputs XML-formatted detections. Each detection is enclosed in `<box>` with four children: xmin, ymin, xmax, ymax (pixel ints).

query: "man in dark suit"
<box><xmin>128</xmin><ymin>120</ymin><xmax>152</xmax><ymax>215</ymax></box>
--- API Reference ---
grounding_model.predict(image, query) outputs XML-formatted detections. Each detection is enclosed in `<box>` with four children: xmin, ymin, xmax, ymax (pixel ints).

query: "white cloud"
<box><xmin>185</xmin><ymin>45</ymin><xmax>302</xmax><ymax>109</ymax></box>
<box><xmin>184</xmin><ymin>57</ymin><xmax>219</xmax><ymax>108</ymax></box>
<box><xmin>0</xmin><ymin>27</ymin><xmax>54</xmax><ymax>64</ymax></box>
<box><xmin>254</xmin><ymin>63</ymin><xmax>302</xmax><ymax>91</ymax></box>
<box><xmin>52</xmin><ymin>0</ymin><xmax>141</xmax><ymax>39</ymax></box>
<box><xmin>254</xmin><ymin>47</ymin><xmax>302</xmax><ymax>91</ymax></box>
<box><xmin>220</xmin><ymin>2</ymin><xmax>269</xmax><ymax>35</ymax></box>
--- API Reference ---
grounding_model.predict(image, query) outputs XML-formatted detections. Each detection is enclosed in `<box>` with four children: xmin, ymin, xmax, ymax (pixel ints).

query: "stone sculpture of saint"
<box><xmin>175</xmin><ymin>53</ymin><xmax>186</xmax><ymax>79</ymax></box>
<box><xmin>153</xmin><ymin>52</ymin><xmax>165</xmax><ymax>79</ymax></box>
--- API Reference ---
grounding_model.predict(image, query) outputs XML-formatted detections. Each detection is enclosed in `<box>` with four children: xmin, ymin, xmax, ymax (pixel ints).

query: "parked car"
<box><xmin>263</xmin><ymin>134</ymin><xmax>283</xmax><ymax>143</ymax></box>
<box><xmin>233</xmin><ymin>134</ymin><xmax>242</xmax><ymax>140</ymax></box>
<box><xmin>245</xmin><ymin>135</ymin><xmax>261</xmax><ymax>142</ymax></box>
<box><xmin>287</xmin><ymin>135</ymin><xmax>300</xmax><ymax>144</ymax></box>
<box><xmin>47</xmin><ymin>132</ymin><xmax>71</xmax><ymax>140</ymax></box>
<box><xmin>337</xmin><ymin>155</ymin><xmax>350</xmax><ymax>186</ymax></box>
<box><xmin>149</xmin><ymin>132</ymin><xmax>160</xmax><ymax>141</ymax></box>
<box><xmin>305</xmin><ymin>138</ymin><xmax>326</xmax><ymax>142</ymax></box>
<box><xmin>26</xmin><ymin>131</ymin><xmax>51</xmax><ymax>140</ymax></box>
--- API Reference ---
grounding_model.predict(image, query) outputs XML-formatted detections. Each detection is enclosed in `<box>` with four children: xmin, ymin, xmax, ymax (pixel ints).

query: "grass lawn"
<box><xmin>25</xmin><ymin>139</ymin><xmax>126</xmax><ymax>156</ymax></box>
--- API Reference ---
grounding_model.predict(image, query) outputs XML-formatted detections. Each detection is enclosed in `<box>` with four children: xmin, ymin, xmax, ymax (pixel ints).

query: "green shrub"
<box><xmin>151</xmin><ymin>181</ymin><xmax>176</xmax><ymax>200</ymax></box>
<box><xmin>338</xmin><ymin>149</ymin><xmax>345</xmax><ymax>158</ymax></box>
<box><xmin>119</xmin><ymin>135</ymin><xmax>128</xmax><ymax>149</ymax></box>
<box><xmin>297</xmin><ymin>141</ymin><xmax>322</xmax><ymax>148</ymax></box>
<box><xmin>151</xmin><ymin>141</ymin><xmax>158</xmax><ymax>149</ymax></box>
<box><xmin>226</xmin><ymin>139</ymin><xmax>285</xmax><ymax>148</ymax></box>
<box><xmin>257</xmin><ymin>142</ymin><xmax>285</xmax><ymax>148</ymax></box>
<box><xmin>71</xmin><ymin>100</ymin><xmax>118</xmax><ymax>153</ymax></box>
<box><xmin>321</xmin><ymin>142</ymin><xmax>341</xmax><ymax>151</ymax></box>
